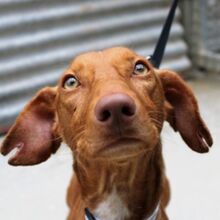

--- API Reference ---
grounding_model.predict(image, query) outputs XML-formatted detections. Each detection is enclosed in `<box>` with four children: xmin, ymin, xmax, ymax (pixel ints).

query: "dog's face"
<box><xmin>0</xmin><ymin>47</ymin><xmax>213</xmax><ymax>165</ymax></box>
<box><xmin>56</xmin><ymin>47</ymin><xmax>164</xmax><ymax>159</ymax></box>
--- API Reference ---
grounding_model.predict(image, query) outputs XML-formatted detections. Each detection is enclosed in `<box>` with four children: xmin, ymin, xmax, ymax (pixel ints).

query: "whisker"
<box><xmin>52</xmin><ymin>136</ymin><xmax>62</xmax><ymax>142</ymax></box>
<box><xmin>148</xmin><ymin>110</ymin><xmax>164</xmax><ymax>115</ymax></box>
<box><xmin>150</xmin><ymin>118</ymin><xmax>163</xmax><ymax>128</ymax></box>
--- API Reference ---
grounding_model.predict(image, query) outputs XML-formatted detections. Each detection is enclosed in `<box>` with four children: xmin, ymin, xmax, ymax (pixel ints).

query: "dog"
<box><xmin>1</xmin><ymin>47</ymin><xmax>213</xmax><ymax>220</ymax></box>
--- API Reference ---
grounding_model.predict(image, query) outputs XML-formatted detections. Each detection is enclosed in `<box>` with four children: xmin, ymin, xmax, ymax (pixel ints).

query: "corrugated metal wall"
<box><xmin>181</xmin><ymin>0</ymin><xmax>220</xmax><ymax>72</ymax></box>
<box><xmin>0</xmin><ymin>0</ymin><xmax>191</xmax><ymax>132</ymax></box>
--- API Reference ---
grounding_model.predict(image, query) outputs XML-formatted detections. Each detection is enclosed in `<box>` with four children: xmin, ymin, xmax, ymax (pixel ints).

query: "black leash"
<box><xmin>149</xmin><ymin>0</ymin><xmax>179</xmax><ymax>68</ymax></box>
<box><xmin>85</xmin><ymin>208</ymin><xmax>96</xmax><ymax>220</ymax></box>
<box><xmin>85</xmin><ymin>0</ymin><xmax>179</xmax><ymax>219</ymax></box>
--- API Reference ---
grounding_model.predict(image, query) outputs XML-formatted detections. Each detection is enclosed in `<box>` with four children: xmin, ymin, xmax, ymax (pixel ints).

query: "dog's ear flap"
<box><xmin>157</xmin><ymin>70</ymin><xmax>213</xmax><ymax>153</ymax></box>
<box><xmin>0</xmin><ymin>87</ymin><xmax>62</xmax><ymax>166</ymax></box>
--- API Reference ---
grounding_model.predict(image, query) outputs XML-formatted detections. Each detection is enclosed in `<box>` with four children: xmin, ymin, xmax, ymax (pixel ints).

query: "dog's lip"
<box><xmin>99</xmin><ymin>137</ymin><xmax>142</xmax><ymax>152</ymax></box>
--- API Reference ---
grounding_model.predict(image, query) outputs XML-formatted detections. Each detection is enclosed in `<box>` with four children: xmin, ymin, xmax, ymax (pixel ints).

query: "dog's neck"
<box><xmin>74</xmin><ymin>143</ymin><xmax>164</xmax><ymax>220</ymax></box>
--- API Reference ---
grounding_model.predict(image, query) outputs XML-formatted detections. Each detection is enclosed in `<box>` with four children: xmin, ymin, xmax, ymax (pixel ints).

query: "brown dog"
<box><xmin>1</xmin><ymin>47</ymin><xmax>213</xmax><ymax>220</ymax></box>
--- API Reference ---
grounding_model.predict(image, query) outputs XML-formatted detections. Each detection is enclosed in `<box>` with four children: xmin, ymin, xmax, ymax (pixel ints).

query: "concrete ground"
<box><xmin>0</xmin><ymin>75</ymin><xmax>219</xmax><ymax>220</ymax></box>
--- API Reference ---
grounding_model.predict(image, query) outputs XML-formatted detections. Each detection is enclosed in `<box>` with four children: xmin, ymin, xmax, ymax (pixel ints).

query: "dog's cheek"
<box><xmin>56</xmin><ymin>108</ymin><xmax>73</xmax><ymax>147</ymax></box>
<box><xmin>147</xmin><ymin>83</ymin><xmax>165</xmax><ymax>132</ymax></box>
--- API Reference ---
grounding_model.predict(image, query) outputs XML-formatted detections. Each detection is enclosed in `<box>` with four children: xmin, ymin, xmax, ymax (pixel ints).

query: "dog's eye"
<box><xmin>63</xmin><ymin>76</ymin><xmax>79</xmax><ymax>89</ymax></box>
<box><xmin>133</xmin><ymin>62</ymin><xmax>149</xmax><ymax>75</ymax></box>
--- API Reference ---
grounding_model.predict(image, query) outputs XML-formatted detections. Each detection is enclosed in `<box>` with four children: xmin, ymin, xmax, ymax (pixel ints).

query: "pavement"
<box><xmin>0</xmin><ymin>75</ymin><xmax>219</xmax><ymax>220</ymax></box>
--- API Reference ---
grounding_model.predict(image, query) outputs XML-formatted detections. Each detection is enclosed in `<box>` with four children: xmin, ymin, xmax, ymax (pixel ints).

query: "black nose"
<box><xmin>94</xmin><ymin>93</ymin><xmax>136</xmax><ymax>125</ymax></box>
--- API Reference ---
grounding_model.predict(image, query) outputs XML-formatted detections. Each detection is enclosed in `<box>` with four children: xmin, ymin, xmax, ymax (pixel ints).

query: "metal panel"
<box><xmin>0</xmin><ymin>0</ymin><xmax>191</xmax><ymax>132</ymax></box>
<box><xmin>181</xmin><ymin>0</ymin><xmax>220</xmax><ymax>73</ymax></box>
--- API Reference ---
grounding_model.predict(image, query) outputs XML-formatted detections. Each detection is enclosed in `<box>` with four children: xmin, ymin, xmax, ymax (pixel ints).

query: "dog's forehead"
<box><xmin>69</xmin><ymin>47</ymin><xmax>140</xmax><ymax>70</ymax></box>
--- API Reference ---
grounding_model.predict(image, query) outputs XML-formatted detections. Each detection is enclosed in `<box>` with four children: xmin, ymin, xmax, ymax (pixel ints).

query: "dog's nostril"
<box><xmin>100</xmin><ymin>110</ymin><xmax>111</xmax><ymax>121</ymax></box>
<box><xmin>122</xmin><ymin>105</ymin><xmax>135</xmax><ymax>116</ymax></box>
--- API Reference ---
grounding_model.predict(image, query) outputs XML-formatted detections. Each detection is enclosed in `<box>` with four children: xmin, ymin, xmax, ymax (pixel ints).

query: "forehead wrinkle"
<box><xmin>103</xmin><ymin>48</ymin><xmax>138</xmax><ymax>72</ymax></box>
<box><xmin>89</xmin><ymin>51</ymin><xmax>119</xmax><ymax>80</ymax></box>
<box><xmin>68</xmin><ymin>52</ymin><xmax>103</xmax><ymax>81</ymax></box>
<box><xmin>65</xmin><ymin>48</ymin><xmax>145</xmax><ymax>82</ymax></box>
<box><xmin>108</xmin><ymin>56</ymin><xmax>135</xmax><ymax>80</ymax></box>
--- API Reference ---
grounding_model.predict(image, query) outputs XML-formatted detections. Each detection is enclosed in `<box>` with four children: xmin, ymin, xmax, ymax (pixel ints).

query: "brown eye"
<box><xmin>133</xmin><ymin>62</ymin><xmax>149</xmax><ymax>75</ymax></box>
<box><xmin>63</xmin><ymin>76</ymin><xmax>79</xmax><ymax>89</ymax></box>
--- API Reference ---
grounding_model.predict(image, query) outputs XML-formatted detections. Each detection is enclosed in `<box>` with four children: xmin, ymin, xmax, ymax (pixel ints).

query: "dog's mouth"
<box><xmin>104</xmin><ymin>137</ymin><xmax>140</xmax><ymax>149</ymax></box>
<box><xmin>82</xmin><ymin>121</ymin><xmax>159</xmax><ymax>159</ymax></box>
<box><xmin>96</xmin><ymin>137</ymin><xmax>146</xmax><ymax>158</ymax></box>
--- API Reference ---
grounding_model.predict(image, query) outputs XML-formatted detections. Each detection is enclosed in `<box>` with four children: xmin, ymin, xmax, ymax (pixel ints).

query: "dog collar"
<box><xmin>85</xmin><ymin>204</ymin><xmax>160</xmax><ymax>220</ymax></box>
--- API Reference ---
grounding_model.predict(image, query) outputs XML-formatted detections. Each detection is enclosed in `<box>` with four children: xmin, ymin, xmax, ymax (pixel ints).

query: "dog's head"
<box><xmin>0</xmin><ymin>47</ymin><xmax>213</xmax><ymax>165</ymax></box>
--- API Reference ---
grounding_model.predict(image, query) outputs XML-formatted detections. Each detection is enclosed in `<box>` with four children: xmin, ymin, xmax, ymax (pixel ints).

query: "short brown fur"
<box><xmin>1</xmin><ymin>47</ymin><xmax>212</xmax><ymax>220</ymax></box>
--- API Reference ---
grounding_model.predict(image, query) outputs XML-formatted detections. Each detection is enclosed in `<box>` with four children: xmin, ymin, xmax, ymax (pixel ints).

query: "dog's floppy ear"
<box><xmin>157</xmin><ymin>70</ymin><xmax>213</xmax><ymax>153</ymax></box>
<box><xmin>0</xmin><ymin>87</ymin><xmax>61</xmax><ymax>166</ymax></box>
